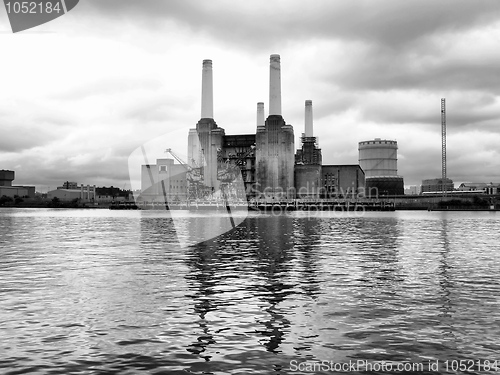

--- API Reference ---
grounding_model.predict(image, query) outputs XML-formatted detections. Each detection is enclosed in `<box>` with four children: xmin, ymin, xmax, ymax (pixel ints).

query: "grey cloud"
<box><xmin>54</xmin><ymin>78</ymin><xmax>163</xmax><ymax>101</ymax></box>
<box><xmin>356</xmin><ymin>92</ymin><xmax>500</xmax><ymax>129</ymax></box>
<box><xmin>9</xmin><ymin>152</ymin><xmax>131</xmax><ymax>189</ymax></box>
<box><xmin>122</xmin><ymin>94</ymin><xmax>196</xmax><ymax>123</ymax></box>
<box><xmin>81</xmin><ymin>0</ymin><xmax>500</xmax><ymax>49</ymax></box>
<box><xmin>0</xmin><ymin>132</ymin><xmax>41</xmax><ymax>153</ymax></box>
<box><xmin>0</xmin><ymin>121</ymin><xmax>67</xmax><ymax>153</ymax></box>
<box><xmin>328</xmin><ymin>48</ymin><xmax>500</xmax><ymax>94</ymax></box>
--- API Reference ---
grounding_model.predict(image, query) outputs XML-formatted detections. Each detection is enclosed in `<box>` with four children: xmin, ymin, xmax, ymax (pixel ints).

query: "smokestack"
<box><xmin>269</xmin><ymin>54</ymin><xmax>281</xmax><ymax>116</ymax></box>
<box><xmin>305</xmin><ymin>100</ymin><xmax>313</xmax><ymax>137</ymax></box>
<box><xmin>201</xmin><ymin>59</ymin><xmax>213</xmax><ymax>119</ymax></box>
<box><xmin>257</xmin><ymin>102</ymin><xmax>265</xmax><ymax>127</ymax></box>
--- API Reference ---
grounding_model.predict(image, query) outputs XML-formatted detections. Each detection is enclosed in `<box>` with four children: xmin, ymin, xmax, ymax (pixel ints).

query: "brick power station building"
<box><xmin>141</xmin><ymin>55</ymin><xmax>366</xmax><ymax>202</ymax></box>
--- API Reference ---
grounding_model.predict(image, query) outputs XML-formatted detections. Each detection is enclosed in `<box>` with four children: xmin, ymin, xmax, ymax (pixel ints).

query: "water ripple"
<box><xmin>0</xmin><ymin>208</ymin><xmax>499</xmax><ymax>374</ymax></box>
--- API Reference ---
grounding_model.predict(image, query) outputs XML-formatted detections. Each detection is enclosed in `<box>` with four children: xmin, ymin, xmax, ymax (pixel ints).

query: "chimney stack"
<box><xmin>269</xmin><ymin>54</ymin><xmax>282</xmax><ymax>116</ymax></box>
<box><xmin>257</xmin><ymin>102</ymin><xmax>265</xmax><ymax>127</ymax></box>
<box><xmin>305</xmin><ymin>100</ymin><xmax>313</xmax><ymax>137</ymax></box>
<box><xmin>201</xmin><ymin>59</ymin><xmax>213</xmax><ymax>119</ymax></box>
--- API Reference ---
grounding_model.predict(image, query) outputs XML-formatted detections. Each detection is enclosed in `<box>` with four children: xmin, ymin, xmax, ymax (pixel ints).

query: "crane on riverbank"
<box><xmin>165</xmin><ymin>148</ymin><xmax>210</xmax><ymax>200</ymax></box>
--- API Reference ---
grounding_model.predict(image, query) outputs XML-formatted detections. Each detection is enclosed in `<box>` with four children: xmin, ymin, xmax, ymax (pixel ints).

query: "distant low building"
<box><xmin>0</xmin><ymin>169</ymin><xmax>35</xmax><ymax>198</ymax></box>
<box><xmin>458</xmin><ymin>182</ymin><xmax>487</xmax><ymax>192</ymax></box>
<box><xmin>421</xmin><ymin>178</ymin><xmax>454</xmax><ymax>193</ymax></box>
<box><xmin>404</xmin><ymin>185</ymin><xmax>420</xmax><ymax>195</ymax></box>
<box><xmin>48</xmin><ymin>184</ymin><xmax>133</xmax><ymax>203</ymax></box>
<box><xmin>95</xmin><ymin>186</ymin><xmax>132</xmax><ymax>202</ymax></box>
<box><xmin>48</xmin><ymin>184</ymin><xmax>96</xmax><ymax>202</ymax></box>
<box><xmin>459</xmin><ymin>182</ymin><xmax>500</xmax><ymax>195</ymax></box>
<box><xmin>485</xmin><ymin>184</ymin><xmax>500</xmax><ymax>195</ymax></box>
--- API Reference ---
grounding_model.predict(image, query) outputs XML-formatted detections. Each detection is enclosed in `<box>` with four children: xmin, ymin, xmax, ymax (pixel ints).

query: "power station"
<box><xmin>140</xmin><ymin>55</ymin><xmax>383</xmax><ymax>202</ymax></box>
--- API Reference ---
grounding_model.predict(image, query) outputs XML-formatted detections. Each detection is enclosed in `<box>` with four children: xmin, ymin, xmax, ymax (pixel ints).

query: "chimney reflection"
<box><xmin>293</xmin><ymin>216</ymin><xmax>322</xmax><ymax>299</ymax></box>
<box><xmin>182</xmin><ymin>214</ymin><xmax>325</xmax><ymax>357</ymax></box>
<box><xmin>184</xmin><ymin>240</ymin><xmax>218</xmax><ymax>361</ymax></box>
<box><xmin>251</xmin><ymin>215</ymin><xmax>294</xmax><ymax>353</ymax></box>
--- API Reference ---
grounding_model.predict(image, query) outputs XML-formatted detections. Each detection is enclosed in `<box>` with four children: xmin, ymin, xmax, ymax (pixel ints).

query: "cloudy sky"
<box><xmin>1</xmin><ymin>0</ymin><xmax>500</xmax><ymax>191</ymax></box>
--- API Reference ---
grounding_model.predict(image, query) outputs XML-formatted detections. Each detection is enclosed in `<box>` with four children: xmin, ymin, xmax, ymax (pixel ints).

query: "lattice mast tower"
<box><xmin>441</xmin><ymin>98</ymin><xmax>447</xmax><ymax>197</ymax></box>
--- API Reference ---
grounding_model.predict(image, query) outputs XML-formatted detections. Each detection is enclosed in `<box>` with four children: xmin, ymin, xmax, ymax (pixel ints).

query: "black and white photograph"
<box><xmin>1</xmin><ymin>1</ymin><xmax>500</xmax><ymax>374</ymax></box>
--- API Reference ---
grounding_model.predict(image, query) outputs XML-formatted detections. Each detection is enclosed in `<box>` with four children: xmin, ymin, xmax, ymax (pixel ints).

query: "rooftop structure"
<box><xmin>0</xmin><ymin>170</ymin><xmax>15</xmax><ymax>186</ymax></box>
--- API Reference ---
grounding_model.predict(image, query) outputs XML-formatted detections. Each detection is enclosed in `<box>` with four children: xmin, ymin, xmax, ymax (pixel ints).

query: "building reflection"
<box><xmin>139</xmin><ymin>213</ymin><xmax>221</xmax><ymax>361</ymax></box>
<box><xmin>292</xmin><ymin>216</ymin><xmax>322</xmax><ymax>299</ymax></box>
<box><xmin>249</xmin><ymin>215</ymin><xmax>295</xmax><ymax>353</ymax></box>
<box><xmin>139</xmin><ymin>214</ymin><xmax>177</xmax><ymax>248</ymax></box>
<box><xmin>437</xmin><ymin>218</ymin><xmax>456</xmax><ymax>339</ymax></box>
<box><xmin>181</xmin><ymin>214</ymin><xmax>255</xmax><ymax>361</ymax></box>
<box><xmin>181</xmin><ymin>214</ymin><xmax>297</xmax><ymax>356</ymax></box>
<box><xmin>181</xmin><ymin>213</ymin><xmax>325</xmax><ymax>356</ymax></box>
<box><xmin>184</xmin><ymin>239</ymin><xmax>218</xmax><ymax>360</ymax></box>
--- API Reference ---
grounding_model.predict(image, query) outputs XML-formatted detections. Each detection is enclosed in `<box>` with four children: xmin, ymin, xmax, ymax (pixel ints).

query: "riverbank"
<box><xmin>3</xmin><ymin>194</ymin><xmax>499</xmax><ymax>212</ymax></box>
<box><xmin>0</xmin><ymin>197</ymin><xmax>109</xmax><ymax>209</ymax></box>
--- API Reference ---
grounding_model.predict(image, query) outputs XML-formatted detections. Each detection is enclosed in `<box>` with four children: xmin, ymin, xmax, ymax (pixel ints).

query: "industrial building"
<box><xmin>186</xmin><ymin>55</ymin><xmax>295</xmax><ymax>200</ymax></box>
<box><xmin>60</xmin><ymin>181</ymin><xmax>79</xmax><ymax>189</ymax></box>
<box><xmin>358</xmin><ymin>139</ymin><xmax>404</xmax><ymax>196</ymax></box>
<box><xmin>321</xmin><ymin>165</ymin><xmax>365</xmax><ymax>198</ymax></box>
<box><xmin>141</xmin><ymin>55</ymin><xmax>366</xmax><ymax>202</ymax></box>
<box><xmin>404</xmin><ymin>185</ymin><xmax>420</xmax><ymax>195</ymax></box>
<box><xmin>140</xmin><ymin>158</ymin><xmax>188</xmax><ymax>201</ymax></box>
<box><xmin>456</xmin><ymin>182</ymin><xmax>500</xmax><ymax>193</ymax></box>
<box><xmin>47</xmin><ymin>184</ymin><xmax>97</xmax><ymax>202</ymax></box>
<box><xmin>421</xmin><ymin>178</ymin><xmax>454</xmax><ymax>193</ymax></box>
<box><xmin>293</xmin><ymin>100</ymin><xmax>364</xmax><ymax>198</ymax></box>
<box><xmin>48</xmin><ymin>183</ymin><xmax>133</xmax><ymax>203</ymax></box>
<box><xmin>0</xmin><ymin>170</ymin><xmax>35</xmax><ymax>198</ymax></box>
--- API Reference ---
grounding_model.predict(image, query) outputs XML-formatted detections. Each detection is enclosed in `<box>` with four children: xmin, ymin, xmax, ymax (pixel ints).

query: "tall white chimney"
<box><xmin>305</xmin><ymin>100</ymin><xmax>313</xmax><ymax>137</ymax></box>
<box><xmin>269</xmin><ymin>54</ymin><xmax>281</xmax><ymax>116</ymax></box>
<box><xmin>257</xmin><ymin>102</ymin><xmax>265</xmax><ymax>127</ymax></box>
<box><xmin>201</xmin><ymin>59</ymin><xmax>213</xmax><ymax>119</ymax></box>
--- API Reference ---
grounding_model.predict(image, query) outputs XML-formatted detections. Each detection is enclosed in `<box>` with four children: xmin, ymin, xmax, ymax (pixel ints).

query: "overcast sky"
<box><xmin>1</xmin><ymin>0</ymin><xmax>500</xmax><ymax>191</ymax></box>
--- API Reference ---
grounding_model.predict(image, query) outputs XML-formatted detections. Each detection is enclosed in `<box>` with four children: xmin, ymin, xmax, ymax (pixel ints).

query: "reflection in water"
<box><xmin>313</xmin><ymin>216</ymin><xmax>408</xmax><ymax>363</ymax></box>
<box><xmin>185</xmin><ymin>240</ymin><xmax>218</xmax><ymax>361</ymax></box>
<box><xmin>171</xmin><ymin>209</ymin><xmax>248</xmax><ymax>247</ymax></box>
<box><xmin>293</xmin><ymin>217</ymin><xmax>322</xmax><ymax>299</ymax></box>
<box><xmin>181</xmin><ymin>214</ymin><xmax>328</xmax><ymax>361</ymax></box>
<box><xmin>437</xmin><ymin>218</ymin><xmax>455</xmax><ymax>339</ymax></box>
<box><xmin>2</xmin><ymin>209</ymin><xmax>500</xmax><ymax>374</ymax></box>
<box><xmin>353</xmin><ymin>218</ymin><xmax>401</xmax><ymax>285</ymax></box>
<box><xmin>140</xmin><ymin>214</ymin><xmax>177</xmax><ymax>248</ymax></box>
<box><xmin>182</xmin><ymin>214</ymin><xmax>298</xmax><ymax>359</ymax></box>
<box><xmin>252</xmin><ymin>215</ymin><xmax>294</xmax><ymax>353</ymax></box>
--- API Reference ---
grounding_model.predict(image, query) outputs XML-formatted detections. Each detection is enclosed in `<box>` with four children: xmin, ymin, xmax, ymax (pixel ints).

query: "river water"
<box><xmin>0</xmin><ymin>208</ymin><xmax>499</xmax><ymax>374</ymax></box>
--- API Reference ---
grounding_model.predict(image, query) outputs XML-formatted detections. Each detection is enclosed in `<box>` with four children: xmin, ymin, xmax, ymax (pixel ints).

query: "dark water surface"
<box><xmin>1</xmin><ymin>208</ymin><xmax>499</xmax><ymax>374</ymax></box>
